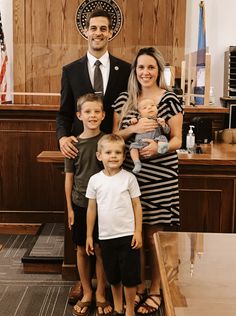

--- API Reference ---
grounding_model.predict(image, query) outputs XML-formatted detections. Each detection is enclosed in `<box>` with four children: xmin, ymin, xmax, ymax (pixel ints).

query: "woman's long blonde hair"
<box><xmin>120</xmin><ymin>47</ymin><xmax>170</xmax><ymax>125</ymax></box>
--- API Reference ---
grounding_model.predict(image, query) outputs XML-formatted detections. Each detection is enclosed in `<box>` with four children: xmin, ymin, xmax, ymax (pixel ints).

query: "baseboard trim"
<box><xmin>23</xmin><ymin>262</ymin><xmax>62</xmax><ymax>274</ymax></box>
<box><xmin>0</xmin><ymin>223</ymin><xmax>41</xmax><ymax>235</ymax></box>
<box><xmin>62</xmin><ymin>263</ymin><xmax>79</xmax><ymax>281</ymax></box>
<box><xmin>0</xmin><ymin>210</ymin><xmax>64</xmax><ymax>223</ymax></box>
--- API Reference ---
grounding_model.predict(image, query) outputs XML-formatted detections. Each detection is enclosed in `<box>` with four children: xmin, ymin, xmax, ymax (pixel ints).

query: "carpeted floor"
<box><xmin>0</xmin><ymin>231</ymin><xmax>163</xmax><ymax>316</ymax></box>
<box><xmin>0</xmin><ymin>233</ymin><xmax>92</xmax><ymax>316</ymax></box>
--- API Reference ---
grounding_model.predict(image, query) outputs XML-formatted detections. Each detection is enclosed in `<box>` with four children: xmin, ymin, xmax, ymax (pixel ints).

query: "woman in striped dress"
<box><xmin>112</xmin><ymin>47</ymin><xmax>183</xmax><ymax>314</ymax></box>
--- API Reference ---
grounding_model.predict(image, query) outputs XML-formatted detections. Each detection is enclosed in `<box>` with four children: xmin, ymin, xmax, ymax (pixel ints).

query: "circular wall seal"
<box><xmin>75</xmin><ymin>0</ymin><xmax>123</xmax><ymax>41</ymax></box>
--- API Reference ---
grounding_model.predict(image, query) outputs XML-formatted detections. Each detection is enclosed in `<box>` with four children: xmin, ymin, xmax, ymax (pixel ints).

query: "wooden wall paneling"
<box><xmin>172</xmin><ymin>0</ymin><xmax>187</xmax><ymax>77</ymax></box>
<box><xmin>13</xmin><ymin>0</ymin><xmax>26</xmax><ymax>104</ymax></box>
<box><xmin>27</xmin><ymin>0</ymin><xmax>50</xmax><ymax>105</ymax></box>
<box><xmin>61</xmin><ymin>1</ymin><xmax>88</xmax><ymax>68</ymax></box>
<box><xmin>13</xmin><ymin>0</ymin><xmax>186</xmax><ymax>105</ymax></box>
<box><xmin>25</xmin><ymin>0</ymin><xmax>33</xmax><ymax>104</ymax></box>
<box><xmin>0</xmin><ymin>114</ymin><xmax>64</xmax><ymax>222</ymax></box>
<box><xmin>28</xmin><ymin>0</ymin><xmax>67</xmax><ymax>105</ymax></box>
<box><xmin>49</xmin><ymin>0</ymin><xmax>71</xmax><ymax>102</ymax></box>
<box><xmin>159</xmin><ymin>0</ymin><xmax>174</xmax><ymax>65</ymax></box>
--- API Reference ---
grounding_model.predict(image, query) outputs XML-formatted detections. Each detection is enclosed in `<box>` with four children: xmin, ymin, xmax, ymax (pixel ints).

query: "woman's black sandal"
<box><xmin>136</xmin><ymin>294</ymin><xmax>162</xmax><ymax>315</ymax></box>
<box><xmin>134</xmin><ymin>290</ymin><xmax>148</xmax><ymax>311</ymax></box>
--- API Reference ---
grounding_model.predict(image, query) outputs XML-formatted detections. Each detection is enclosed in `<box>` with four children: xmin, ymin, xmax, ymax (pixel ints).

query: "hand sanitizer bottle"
<box><xmin>186</xmin><ymin>125</ymin><xmax>195</xmax><ymax>153</ymax></box>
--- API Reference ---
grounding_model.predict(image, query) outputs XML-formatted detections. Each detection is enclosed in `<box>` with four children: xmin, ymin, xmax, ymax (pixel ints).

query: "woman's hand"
<box><xmin>132</xmin><ymin>117</ymin><xmax>157</xmax><ymax>134</ymax></box>
<box><xmin>139</xmin><ymin>139</ymin><xmax>158</xmax><ymax>158</ymax></box>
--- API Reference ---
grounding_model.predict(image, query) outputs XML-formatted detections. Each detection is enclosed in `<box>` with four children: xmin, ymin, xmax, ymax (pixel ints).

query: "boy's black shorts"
<box><xmin>100</xmin><ymin>235</ymin><xmax>141</xmax><ymax>287</ymax></box>
<box><xmin>72</xmin><ymin>204</ymin><xmax>98</xmax><ymax>247</ymax></box>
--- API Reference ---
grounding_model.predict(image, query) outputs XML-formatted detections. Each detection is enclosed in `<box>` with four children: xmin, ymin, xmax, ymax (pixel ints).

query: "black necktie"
<box><xmin>94</xmin><ymin>60</ymin><xmax>103</xmax><ymax>96</ymax></box>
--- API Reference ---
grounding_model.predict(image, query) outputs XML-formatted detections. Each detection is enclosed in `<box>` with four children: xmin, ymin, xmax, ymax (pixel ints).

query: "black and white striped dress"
<box><xmin>113</xmin><ymin>91</ymin><xmax>183</xmax><ymax>226</ymax></box>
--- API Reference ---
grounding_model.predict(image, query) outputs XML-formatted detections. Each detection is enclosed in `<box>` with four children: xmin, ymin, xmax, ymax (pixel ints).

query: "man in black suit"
<box><xmin>56</xmin><ymin>9</ymin><xmax>131</xmax><ymax>158</ymax></box>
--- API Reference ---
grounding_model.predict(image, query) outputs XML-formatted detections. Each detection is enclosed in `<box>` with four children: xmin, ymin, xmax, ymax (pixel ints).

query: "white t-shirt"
<box><xmin>86</xmin><ymin>169</ymin><xmax>141</xmax><ymax>240</ymax></box>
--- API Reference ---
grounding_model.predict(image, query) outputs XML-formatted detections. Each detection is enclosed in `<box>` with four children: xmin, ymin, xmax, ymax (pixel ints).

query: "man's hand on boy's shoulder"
<box><xmin>59</xmin><ymin>136</ymin><xmax>78</xmax><ymax>159</ymax></box>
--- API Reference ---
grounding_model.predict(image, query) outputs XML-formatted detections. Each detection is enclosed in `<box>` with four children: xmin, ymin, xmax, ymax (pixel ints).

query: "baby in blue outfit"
<box><xmin>129</xmin><ymin>98</ymin><xmax>170</xmax><ymax>174</ymax></box>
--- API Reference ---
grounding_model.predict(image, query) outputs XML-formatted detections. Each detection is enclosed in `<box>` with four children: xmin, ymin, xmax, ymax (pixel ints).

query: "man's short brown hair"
<box><xmin>86</xmin><ymin>9</ymin><xmax>112</xmax><ymax>30</ymax></box>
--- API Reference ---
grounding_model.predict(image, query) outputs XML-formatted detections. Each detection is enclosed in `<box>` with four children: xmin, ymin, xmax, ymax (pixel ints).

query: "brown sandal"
<box><xmin>96</xmin><ymin>300</ymin><xmax>113</xmax><ymax>316</ymax></box>
<box><xmin>72</xmin><ymin>300</ymin><xmax>92</xmax><ymax>316</ymax></box>
<box><xmin>68</xmin><ymin>281</ymin><xmax>83</xmax><ymax>305</ymax></box>
<box><xmin>136</xmin><ymin>294</ymin><xmax>162</xmax><ymax>315</ymax></box>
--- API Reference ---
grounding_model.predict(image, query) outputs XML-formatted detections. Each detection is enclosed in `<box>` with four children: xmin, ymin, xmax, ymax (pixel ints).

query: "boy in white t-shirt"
<box><xmin>86</xmin><ymin>134</ymin><xmax>142</xmax><ymax>316</ymax></box>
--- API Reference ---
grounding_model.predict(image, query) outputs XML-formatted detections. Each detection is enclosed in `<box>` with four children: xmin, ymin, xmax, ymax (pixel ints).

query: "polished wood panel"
<box><xmin>0</xmin><ymin>223</ymin><xmax>41</xmax><ymax>235</ymax></box>
<box><xmin>178</xmin><ymin>143</ymin><xmax>236</xmax><ymax>165</ymax></box>
<box><xmin>13</xmin><ymin>0</ymin><xmax>186</xmax><ymax>104</ymax></box>
<box><xmin>0</xmin><ymin>106</ymin><xmax>64</xmax><ymax>223</ymax></box>
<box><xmin>154</xmin><ymin>232</ymin><xmax>236</xmax><ymax>316</ymax></box>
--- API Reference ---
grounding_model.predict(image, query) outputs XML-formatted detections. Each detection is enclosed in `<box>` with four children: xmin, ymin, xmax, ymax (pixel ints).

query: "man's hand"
<box><xmin>59</xmin><ymin>136</ymin><xmax>78</xmax><ymax>158</ymax></box>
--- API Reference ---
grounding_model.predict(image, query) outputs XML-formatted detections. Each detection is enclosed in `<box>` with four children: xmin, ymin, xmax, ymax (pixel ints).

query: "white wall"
<box><xmin>185</xmin><ymin>0</ymin><xmax>236</xmax><ymax>105</ymax></box>
<box><xmin>0</xmin><ymin>0</ymin><xmax>13</xmax><ymax>102</ymax></box>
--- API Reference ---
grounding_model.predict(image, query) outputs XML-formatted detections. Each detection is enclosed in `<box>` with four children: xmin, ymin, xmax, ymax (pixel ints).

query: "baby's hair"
<box><xmin>97</xmin><ymin>134</ymin><xmax>126</xmax><ymax>153</ymax></box>
<box><xmin>77</xmin><ymin>93</ymin><xmax>103</xmax><ymax>112</ymax></box>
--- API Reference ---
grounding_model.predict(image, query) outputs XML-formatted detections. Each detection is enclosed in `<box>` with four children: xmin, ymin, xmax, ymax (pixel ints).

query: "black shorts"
<box><xmin>72</xmin><ymin>204</ymin><xmax>98</xmax><ymax>247</ymax></box>
<box><xmin>100</xmin><ymin>236</ymin><xmax>141</xmax><ymax>287</ymax></box>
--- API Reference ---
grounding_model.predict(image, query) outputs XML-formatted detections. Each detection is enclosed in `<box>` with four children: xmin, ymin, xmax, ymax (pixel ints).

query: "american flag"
<box><xmin>0</xmin><ymin>11</ymin><xmax>8</xmax><ymax>103</ymax></box>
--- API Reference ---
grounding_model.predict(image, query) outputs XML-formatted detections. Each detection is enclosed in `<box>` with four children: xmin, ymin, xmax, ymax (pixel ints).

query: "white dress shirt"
<box><xmin>87</xmin><ymin>51</ymin><xmax>110</xmax><ymax>95</ymax></box>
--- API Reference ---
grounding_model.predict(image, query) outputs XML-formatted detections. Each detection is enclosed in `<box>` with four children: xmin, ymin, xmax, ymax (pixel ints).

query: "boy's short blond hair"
<box><xmin>97</xmin><ymin>134</ymin><xmax>126</xmax><ymax>153</ymax></box>
<box><xmin>77</xmin><ymin>93</ymin><xmax>103</xmax><ymax>112</ymax></box>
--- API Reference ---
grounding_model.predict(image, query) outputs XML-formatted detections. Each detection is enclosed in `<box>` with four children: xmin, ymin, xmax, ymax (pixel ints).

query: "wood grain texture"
<box><xmin>0</xmin><ymin>108</ymin><xmax>64</xmax><ymax>222</ymax></box>
<box><xmin>13</xmin><ymin>0</ymin><xmax>186</xmax><ymax>104</ymax></box>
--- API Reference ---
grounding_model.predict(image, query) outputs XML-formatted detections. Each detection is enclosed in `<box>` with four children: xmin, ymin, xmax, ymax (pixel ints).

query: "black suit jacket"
<box><xmin>56</xmin><ymin>54</ymin><xmax>131</xmax><ymax>139</ymax></box>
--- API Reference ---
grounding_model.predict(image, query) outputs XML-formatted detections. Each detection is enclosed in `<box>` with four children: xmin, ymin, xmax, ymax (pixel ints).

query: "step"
<box><xmin>22</xmin><ymin>223</ymin><xmax>64</xmax><ymax>274</ymax></box>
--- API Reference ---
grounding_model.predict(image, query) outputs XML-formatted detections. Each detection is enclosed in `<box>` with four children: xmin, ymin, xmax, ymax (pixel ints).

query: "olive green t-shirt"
<box><xmin>64</xmin><ymin>132</ymin><xmax>104</xmax><ymax>207</ymax></box>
